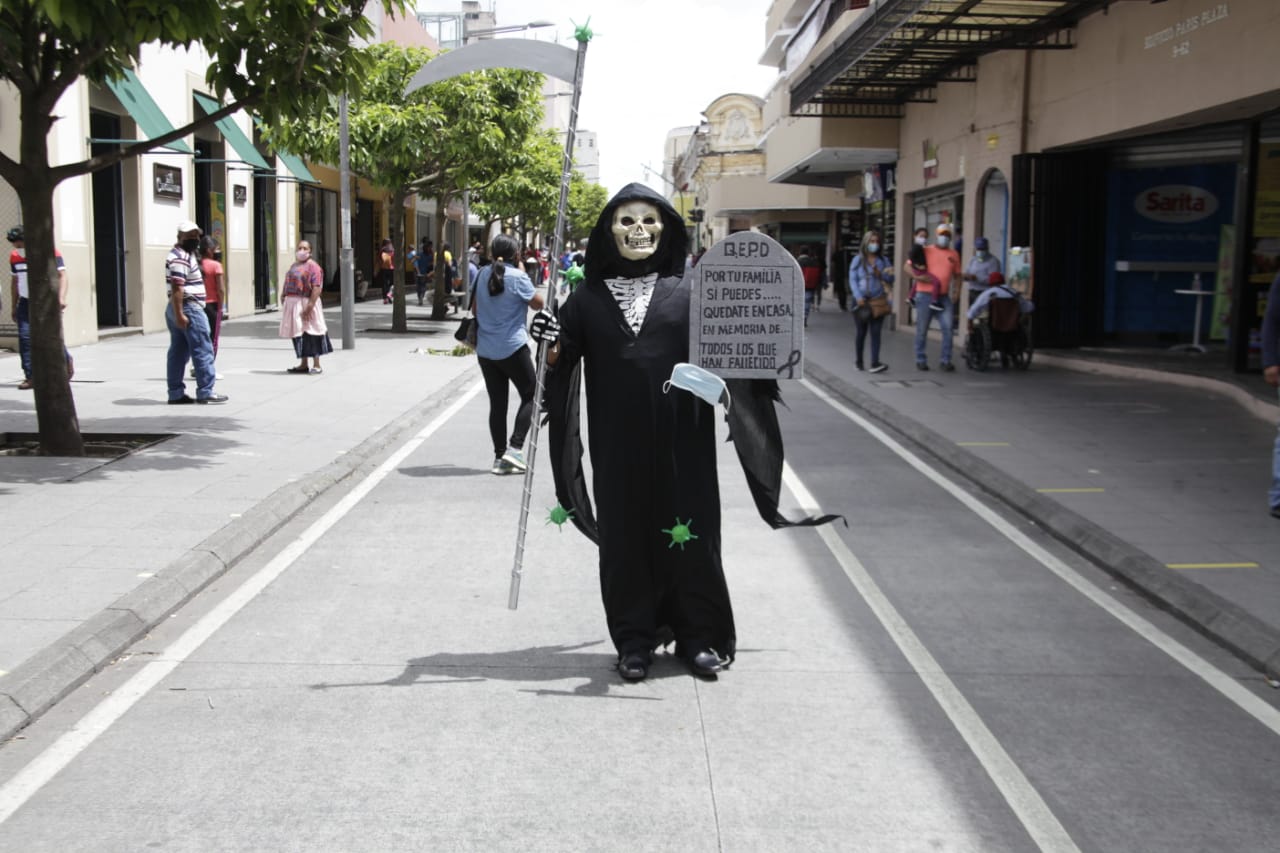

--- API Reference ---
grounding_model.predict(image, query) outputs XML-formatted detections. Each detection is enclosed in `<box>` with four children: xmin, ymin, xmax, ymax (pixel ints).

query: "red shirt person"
<box><xmin>909</xmin><ymin>223</ymin><xmax>961</xmax><ymax>371</ymax></box>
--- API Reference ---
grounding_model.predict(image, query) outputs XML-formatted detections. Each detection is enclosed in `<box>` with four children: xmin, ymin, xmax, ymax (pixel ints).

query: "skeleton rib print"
<box><xmin>604</xmin><ymin>274</ymin><xmax>658</xmax><ymax>334</ymax></box>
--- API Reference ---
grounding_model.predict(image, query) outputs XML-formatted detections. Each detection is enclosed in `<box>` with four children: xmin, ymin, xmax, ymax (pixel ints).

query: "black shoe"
<box><xmin>168</xmin><ymin>395</ymin><xmax>195</xmax><ymax>405</ymax></box>
<box><xmin>688</xmin><ymin>650</ymin><xmax>722</xmax><ymax>679</ymax></box>
<box><xmin>855</xmin><ymin>361</ymin><xmax>865</xmax><ymax>371</ymax></box>
<box><xmin>916</xmin><ymin>362</ymin><xmax>929</xmax><ymax>371</ymax></box>
<box><xmin>940</xmin><ymin>362</ymin><xmax>955</xmax><ymax>372</ymax></box>
<box><xmin>1271</xmin><ymin>506</ymin><xmax>1280</xmax><ymax>520</ymax></box>
<box><xmin>617</xmin><ymin>653</ymin><xmax>650</xmax><ymax>681</ymax></box>
<box><xmin>196</xmin><ymin>394</ymin><xmax>229</xmax><ymax>404</ymax></box>
<box><xmin>870</xmin><ymin>362</ymin><xmax>888</xmax><ymax>373</ymax></box>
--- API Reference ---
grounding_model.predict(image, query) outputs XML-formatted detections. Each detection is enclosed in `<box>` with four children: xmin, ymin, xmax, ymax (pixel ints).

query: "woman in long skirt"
<box><xmin>278</xmin><ymin>240</ymin><xmax>333</xmax><ymax>374</ymax></box>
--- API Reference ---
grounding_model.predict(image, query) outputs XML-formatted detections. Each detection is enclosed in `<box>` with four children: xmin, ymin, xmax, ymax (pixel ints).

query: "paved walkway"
<box><xmin>2</xmin><ymin>295</ymin><xmax>1279</xmax><ymax>741</ymax></box>
<box><xmin>800</xmin><ymin>303</ymin><xmax>1280</xmax><ymax>676</ymax></box>
<box><xmin>0</xmin><ymin>302</ymin><xmax>476</xmax><ymax>737</ymax></box>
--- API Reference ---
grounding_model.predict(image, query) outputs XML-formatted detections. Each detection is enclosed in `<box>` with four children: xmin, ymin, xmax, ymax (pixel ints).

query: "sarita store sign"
<box><xmin>1135</xmin><ymin>185</ymin><xmax>1219</xmax><ymax>224</ymax></box>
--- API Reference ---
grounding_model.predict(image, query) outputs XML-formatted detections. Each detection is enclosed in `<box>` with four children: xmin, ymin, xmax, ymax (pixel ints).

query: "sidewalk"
<box><xmin>0</xmin><ymin>302</ymin><xmax>479</xmax><ymax>740</ymax></box>
<box><xmin>800</xmin><ymin>303</ymin><xmax>1280</xmax><ymax>678</ymax></box>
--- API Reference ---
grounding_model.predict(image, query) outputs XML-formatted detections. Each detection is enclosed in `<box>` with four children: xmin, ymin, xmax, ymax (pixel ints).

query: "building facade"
<box><xmin>0</xmin><ymin>42</ymin><xmax>309</xmax><ymax>347</ymax></box>
<box><xmin>768</xmin><ymin>0</ymin><xmax>1280</xmax><ymax>372</ymax></box>
<box><xmin>673</xmin><ymin>92</ymin><xmax>862</xmax><ymax>282</ymax></box>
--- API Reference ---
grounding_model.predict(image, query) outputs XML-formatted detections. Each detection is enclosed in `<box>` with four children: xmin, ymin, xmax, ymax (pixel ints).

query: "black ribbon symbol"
<box><xmin>775</xmin><ymin>349</ymin><xmax>802</xmax><ymax>379</ymax></box>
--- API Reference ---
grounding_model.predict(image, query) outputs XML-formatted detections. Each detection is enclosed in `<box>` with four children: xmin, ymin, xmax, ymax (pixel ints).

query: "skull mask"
<box><xmin>611</xmin><ymin>201</ymin><xmax>664</xmax><ymax>261</ymax></box>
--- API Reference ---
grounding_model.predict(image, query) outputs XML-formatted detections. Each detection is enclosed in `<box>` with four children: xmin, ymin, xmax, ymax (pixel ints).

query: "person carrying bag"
<box><xmin>848</xmin><ymin>229</ymin><xmax>894</xmax><ymax>373</ymax></box>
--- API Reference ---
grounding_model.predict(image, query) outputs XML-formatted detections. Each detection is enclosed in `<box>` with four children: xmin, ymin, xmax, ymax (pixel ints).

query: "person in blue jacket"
<box><xmin>848</xmin><ymin>229</ymin><xmax>894</xmax><ymax>373</ymax></box>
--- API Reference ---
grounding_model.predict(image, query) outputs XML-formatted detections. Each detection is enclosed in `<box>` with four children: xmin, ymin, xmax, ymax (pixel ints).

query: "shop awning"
<box><xmin>247</xmin><ymin>117</ymin><xmax>319</xmax><ymax>183</ymax></box>
<box><xmin>790</xmin><ymin>0</ymin><xmax>1114</xmax><ymax>117</ymax></box>
<box><xmin>267</xmin><ymin>146</ymin><xmax>318</xmax><ymax>184</ymax></box>
<box><xmin>103</xmin><ymin>69</ymin><xmax>194</xmax><ymax>154</ymax></box>
<box><xmin>193</xmin><ymin>92</ymin><xmax>272</xmax><ymax>171</ymax></box>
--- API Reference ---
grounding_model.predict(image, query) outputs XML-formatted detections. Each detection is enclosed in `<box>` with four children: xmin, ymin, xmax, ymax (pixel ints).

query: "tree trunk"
<box><xmin>389</xmin><ymin>189</ymin><xmax>408</xmax><ymax>333</ymax></box>
<box><xmin>430</xmin><ymin>198</ymin><xmax>451</xmax><ymax>321</ymax></box>
<box><xmin>19</xmin><ymin>93</ymin><xmax>83</xmax><ymax>456</ymax></box>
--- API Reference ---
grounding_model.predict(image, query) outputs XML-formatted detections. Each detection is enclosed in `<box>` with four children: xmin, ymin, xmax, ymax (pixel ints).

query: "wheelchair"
<box><xmin>963</xmin><ymin>298</ymin><xmax>1033</xmax><ymax>371</ymax></box>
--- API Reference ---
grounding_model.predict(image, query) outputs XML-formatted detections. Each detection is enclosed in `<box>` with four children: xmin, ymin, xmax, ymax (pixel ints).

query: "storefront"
<box><xmin>1103</xmin><ymin>128</ymin><xmax>1242</xmax><ymax>347</ymax></box>
<box><xmin>787</xmin><ymin>0</ymin><xmax>1280</xmax><ymax>371</ymax></box>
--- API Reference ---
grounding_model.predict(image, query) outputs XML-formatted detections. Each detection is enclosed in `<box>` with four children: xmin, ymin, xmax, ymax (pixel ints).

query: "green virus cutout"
<box><xmin>563</xmin><ymin>264</ymin><xmax>585</xmax><ymax>289</ymax></box>
<box><xmin>661</xmin><ymin>517</ymin><xmax>699</xmax><ymax>550</ymax></box>
<box><xmin>546</xmin><ymin>504</ymin><xmax>575</xmax><ymax>530</ymax></box>
<box><xmin>572</xmin><ymin>18</ymin><xmax>594</xmax><ymax>43</ymax></box>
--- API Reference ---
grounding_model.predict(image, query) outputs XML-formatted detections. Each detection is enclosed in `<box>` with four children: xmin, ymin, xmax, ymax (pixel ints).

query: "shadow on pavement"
<box><xmin>307</xmin><ymin>641</ymin><xmax>674</xmax><ymax>699</ymax></box>
<box><xmin>399</xmin><ymin>464</ymin><xmax>490</xmax><ymax>478</ymax></box>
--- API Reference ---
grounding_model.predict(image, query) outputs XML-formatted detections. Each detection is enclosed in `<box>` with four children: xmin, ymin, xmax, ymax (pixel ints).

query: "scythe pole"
<box><xmin>509</xmin><ymin>29</ymin><xmax>590</xmax><ymax>610</ymax></box>
<box><xmin>404</xmin><ymin>24</ymin><xmax>593</xmax><ymax>610</ymax></box>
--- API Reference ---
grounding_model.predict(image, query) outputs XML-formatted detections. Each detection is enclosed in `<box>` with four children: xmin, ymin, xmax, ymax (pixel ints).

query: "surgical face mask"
<box><xmin>867</xmin><ymin>242</ymin><xmax>880</xmax><ymax>254</ymax></box>
<box><xmin>296</xmin><ymin>249</ymin><xmax>311</xmax><ymax>262</ymax></box>
<box><xmin>976</xmin><ymin>250</ymin><xmax>988</xmax><ymax>259</ymax></box>
<box><xmin>663</xmin><ymin>362</ymin><xmax>730</xmax><ymax>410</ymax></box>
<box><xmin>181</xmin><ymin>238</ymin><xmax>200</xmax><ymax>254</ymax></box>
<box><xmin>914</xmin><ymin>236</ymin><xmax>927</xmax><ymax>246</ymax></box>
<box><xmin>936</xmin><ymin>235</ymin><xmax>950</xmax><ymax>248</ymax></box>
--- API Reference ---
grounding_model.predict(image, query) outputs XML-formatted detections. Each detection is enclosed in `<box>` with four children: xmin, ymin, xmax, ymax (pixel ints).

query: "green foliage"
<box><xmin>470</xmin><ymin>131</ymin><xmax>562</xmax><ymax>233</ymax></box>
<box><xmin>264</xmin><ymin>41</ymin><xmax>545</xmax><ymax>204</ymax></box>
<box><xmin>568</xmin><ymin>176</ymin><xmax>609</xmax><ymax>244</ymax></box>
<box><xmin>0</xmin><ymin>1</ymin><xmax>395</xmax><ymax>126</ymax></box>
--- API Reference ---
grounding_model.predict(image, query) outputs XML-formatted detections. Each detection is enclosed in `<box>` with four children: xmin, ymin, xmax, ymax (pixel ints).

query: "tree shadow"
<box><xmin>0</xmin><ymin>414</ymin><xmax>248</xmax><ymax>482</ymax></box>
<box><xmin>399</xmin><ymin>464</ymin><xmax>490</xmax><ymax>478</ymax></box>
<box><xmin>309</xmin><ymin>641</ymin><xmax>679</xmax><ymax>700</ymax></box>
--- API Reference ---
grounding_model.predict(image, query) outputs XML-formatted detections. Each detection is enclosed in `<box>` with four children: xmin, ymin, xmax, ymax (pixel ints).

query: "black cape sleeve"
<box><xmin>724</xmin><ymin>378</ymin><xmax>844</xmax><ymax>529</ymax></box>
<box><xmin>544</xmin><ymin>303</ymin><xmax>599</xmax><ymax>544</ymax></box>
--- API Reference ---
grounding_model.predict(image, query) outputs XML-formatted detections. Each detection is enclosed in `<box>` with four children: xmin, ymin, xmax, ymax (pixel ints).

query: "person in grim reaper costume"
<box><xmin>535</xmin><ymin>184</ymin><xmax>837</xmax><ymax>682</ymax></box>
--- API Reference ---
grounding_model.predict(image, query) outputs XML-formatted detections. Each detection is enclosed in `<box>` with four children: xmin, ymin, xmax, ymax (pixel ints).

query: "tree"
<box><xmin>0</xmin><ymin>0</ymin><xmax>401</xmax><ymax>455</ymax></box>
<box><xmin>267</xmin><ymin>42</ymin><xmax>545</xmax><ymax>326</ymax></box>
<box><xmin>470</xmin><ymin>130</ymin><xmax>562</xmax><ymax>241</ymax></box>
<box><xmin>567</xmin><ymin>175</ymin><xmax>609</xmax><ymax>248</ymax></box>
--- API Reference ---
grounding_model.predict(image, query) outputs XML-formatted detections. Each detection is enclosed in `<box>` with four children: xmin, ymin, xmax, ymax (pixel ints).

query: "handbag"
<box><xmin>454</xmin><ymin>316</ymin><xmax>477</xmax><ymax>347</ymax></box>
<box><xmin>868</xmin><ymin>293</ymin><xmax>892</xmax><ymax>318</ymax></box>
<box><xmin>853</xmin><ymin>303</ymin><xmax>872</xmax><ymax>323</ymax></box>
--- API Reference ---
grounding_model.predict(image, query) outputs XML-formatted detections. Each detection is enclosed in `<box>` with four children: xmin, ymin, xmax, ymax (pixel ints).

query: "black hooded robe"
<box><xmin>546</xmin><ymin>184</ymin><xmax>836</xmax><ymax>665</ymax></box>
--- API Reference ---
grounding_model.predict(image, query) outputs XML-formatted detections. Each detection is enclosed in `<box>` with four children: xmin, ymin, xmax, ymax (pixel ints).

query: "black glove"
<box><xmin>529</xmin><ymin>310</ymin><xmax>560</xmax><ymax>345</ymax></box>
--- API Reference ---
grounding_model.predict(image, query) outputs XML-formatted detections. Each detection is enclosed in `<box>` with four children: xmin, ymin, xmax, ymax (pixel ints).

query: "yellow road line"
<box><xmin>1166</xmin><ymin>562</ymin><xmax>1260</xmax><ymax>570</ymax></box>
<box><xmin>1036</xmin><ymin>487</ymin><xmax>1105</xmax><ymax>493</ymax></box>
<box><xmin>957</xmin><ymin>441</ymin><xmax>1012</xmax><ymax>447</ymax></box>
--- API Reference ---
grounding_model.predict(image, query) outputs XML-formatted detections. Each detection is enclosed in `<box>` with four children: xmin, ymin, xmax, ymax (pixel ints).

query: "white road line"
<box><xmin>799</xmin><ymin>378</ymin><xmax>1280</xmax><ymax>737</ymax></box>
<box><xmin>0</xmin><ymin>381</ymin><xmax>485</xmax><ymax>826</ymax></box>
<box><xmin>782</xmin><ymin>465</ymin><xmax>1081</xmax><ymax>853</ymax></box>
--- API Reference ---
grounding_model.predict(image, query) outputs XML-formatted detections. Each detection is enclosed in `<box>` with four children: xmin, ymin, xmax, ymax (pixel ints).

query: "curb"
<box><xmin>803</xmin><ymin>360</ymin><xmax>1280</xmax><ymax>681</ymax></box>
<box><xmin>0</xmin><ymin>367</ymin><xmax>481</xmax><ymax>743</ymax></box>
<box><xmin>1035</xmin><ymin>352</ymin><xmax>1279</xmax><ymax>425</ymax></box>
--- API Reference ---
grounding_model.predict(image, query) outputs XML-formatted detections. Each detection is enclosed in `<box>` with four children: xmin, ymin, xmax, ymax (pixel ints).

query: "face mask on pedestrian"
<box><xmin>867</xmin><ymin>242</ymin><xmax>880</xmax><ymax>254</ymax></box>
<box><xmin>976</xmin><ymin>249</ymin><xmax>988</xmax><ymax>259</ymax></box>
<box><xmin>936</xmin><ymin>235</ymin><xmax>950</xmax><ymax>248</ymax></box>
<box><xmin>296</xmin><ymin>248</ymin><xmax>310</xmax><ymax>262</ymax></box>
<box><xmin>181</xmin><ymin>237</ymin><xmax>200</xmax><ymax>254</ymax></box>
<box><xmin>914</xmin><ymin>235</ymin><xmax>927</xmax><ymax>246</ymax></box>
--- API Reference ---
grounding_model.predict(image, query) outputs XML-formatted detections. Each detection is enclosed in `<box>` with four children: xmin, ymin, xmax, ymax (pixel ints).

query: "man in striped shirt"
<box><xmin>8</xmin><ymin>226</ymin><xmax>73</xmax><ymax>390</ymax></box>
<box><xmin>166</xmin><ymin>220</ymin><xmax>226</xmax><ymax>404</ymax></box>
